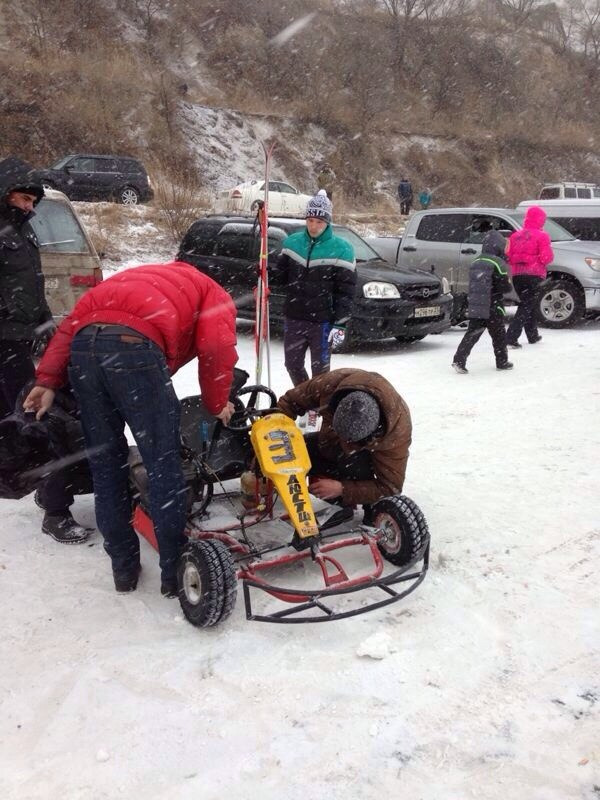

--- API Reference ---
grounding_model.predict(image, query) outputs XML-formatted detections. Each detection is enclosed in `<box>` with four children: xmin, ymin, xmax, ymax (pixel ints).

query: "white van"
<box><xmin>539</xmin><ymin>182</ymin><xmax>599</xmax><ymax>200</ymax></box>
<box><xmin>30</xmin><ymin>188</ymin><xmax>103</xmax><ymax>319</ymax></box>
<box><xmin>517</xmin><ymin>199</ymin><xmax>600</xmax><ymax>243</ymax></box>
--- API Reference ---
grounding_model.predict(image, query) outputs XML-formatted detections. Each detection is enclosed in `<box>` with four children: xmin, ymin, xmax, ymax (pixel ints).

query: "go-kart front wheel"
<box><xmin>371</xmin><ymin>495</ymin><xmax>430</xmax><ymax>567</ymax></box>
<box><xmin>177</xmin><ymin>540</ymin><xmax>237</xmax><ymax>628</ymax></box>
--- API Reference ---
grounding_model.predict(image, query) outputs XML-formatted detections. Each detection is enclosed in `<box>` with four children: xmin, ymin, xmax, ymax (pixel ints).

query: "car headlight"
<box><xmin>363</xmin><ymin>281</ymin><xmax>400</xmax><ymax>299</ymax></box>
<box><xmin>441</xmin><ymin>276</ymin><xmax>451</xmax><ymax>294</ymax></box>
<box><xmin>584</xmin><ymin>257</ymin><xmax>600</xmax><ymax>271</ymax></box>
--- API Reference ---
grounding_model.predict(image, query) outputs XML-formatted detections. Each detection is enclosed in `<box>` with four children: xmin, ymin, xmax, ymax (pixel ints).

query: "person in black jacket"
<box><xmin>272</xmin><ymin>191</ymin><xmax>356</xmax><ymax>387</ymax></box>
<box><xmin>397</xmin><ymin>178</ymin><xmax>413</xmax><ymax>216</ymax></box>
<box><xmin>0</xmin><ymin>156</ymin><xmax>91</xmax><ymax>543</ymax></box>
<box><xmin>452</xmin><ymin>230</ymin><xmax>513</xmax><ymax>374</ymax></box>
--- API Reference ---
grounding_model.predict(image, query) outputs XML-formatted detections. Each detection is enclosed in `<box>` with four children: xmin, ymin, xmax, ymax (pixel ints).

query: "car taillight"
<box><xmin>70</xmin><ymin>269</ymin><xmax>103</xmax><ymax>287</ymax></box>
<box><xmin>231</xmin><ymin>190</ymin><xmax>243</xmax><ymax>199</ymax></box>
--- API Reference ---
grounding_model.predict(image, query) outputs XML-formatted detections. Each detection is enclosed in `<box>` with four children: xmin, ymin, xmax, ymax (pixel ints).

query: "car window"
<box><xmin>30</xmin><ymin>198</ymin><xmax>90</xmax><ymax>253</ymax></box>
<box><xmin>180</xmin><ymin>222</ymin><xmax>224</xmax><ymax>256</ymax></box>
<box><xmin>415</xmin><ymin>213</ymin><xmax>467</xmax><ymax>243</ymax></box>
<box><xmin>50</xmin><ymin>156</ymin><xmax>73</xmax><ymax>170</ymax></box>
<box><xmin>549</xmin><ymin>216</ymin><xmax>600</xmax><ymax>240</ymax></box>
<box><xmin>466</xmin><ymin>214</ymin><xmax>515</xmax><ymax>243</ymax></box>
<box><xmin>267</xmin><ymin>182</ymin><xmax>283</xmax><ymax>193</ymax></box>
<box><xmin>509</xmin><ymin>212</ymin><xmax>575</xmax><ymax>241</ymax></box>
<box><xmin>564</xmin><ymin>187</ymin><xmax>577</xmax><ymax>198</ymax></box>
<box><xmin>95</xmin><ymin>159</ymin><xmax>119</xmax><ymax>172</ymax></box>
<box><xmin>577</xmin><ymin>188</ymin><xmax>592</xmax><ymax>198</ymax></box>
<box><xmin>69</xmin><ymin>157</ymin><xmax>96</xmax><ymax>172</ymax></box>
<box><xmin>540</xmin><ymin>187</ymin><xmax>560</xmax><ymax>199</ymax></box>
<box><xmin>331</xmin><ymin>225</ymin><xmax>382</xmax><ymax>262</ymax></box>
<box><xmin>215</xmin><ymin>230</ymin><xmax>253</xmax><ymax>259</ymax></box>
<box><xmin>120</xmin><ymin>159</ymin><xmax>145</xmax><ymax>175</ymax></box>
<box><xmin>277</xmin><ymin>183</ymin><xmax>298</xmax><ymax>194</ymax></box>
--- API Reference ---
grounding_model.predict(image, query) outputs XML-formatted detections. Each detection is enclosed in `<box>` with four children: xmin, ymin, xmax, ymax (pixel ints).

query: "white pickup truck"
<box><xmin>366</xmin><ymin>207</ymin><xmax>600</xmax><ymax>328</ymax></box>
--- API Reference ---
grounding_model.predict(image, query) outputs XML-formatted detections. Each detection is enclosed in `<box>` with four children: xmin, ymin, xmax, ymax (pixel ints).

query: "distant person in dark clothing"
<box><xmin>505</xmin><ymin>205</ymin><xmax>553</xmax><ymax>348</ymax></box>
<box><xmin>397</xmin><ymin>178</ymin><xmax>413</xmax><ymax>216</ymax></box>
<box><xmin>0</xmin><ymin>156</ymin><xmax>91</xmax><ymax>544</ymax></box>
<box><xmin>316</xmin><ymin>163</ymin><xmax>336</xmax><ymax>201</ymax></box>
<box><xmin>452</xmin><ymin>230</ymin><xmax>513</xmax><ymax>374</ymax></box>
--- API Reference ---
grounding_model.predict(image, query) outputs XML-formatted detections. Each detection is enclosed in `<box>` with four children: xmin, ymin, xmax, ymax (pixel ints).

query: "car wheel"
<box><xmin>119</xmin><ymin>186</ymin><xmax>140</xmax><ymax>205</ymax></box>
<box><xmin>250</xmin><ymin>199</ymin><xmax>263</xmax><ymax>213</ymax></box>
<box><xmin>177</xmin><ymin>540</ymin><xmax>237</xmax><ymax>628</ymax></box>
<box><xmin>538</xmin><ymin>278</ymin><xmax>584</xmax><ymax>328</ymax></box>
<box><xmin>371</xmin><ymin>494</ymin><xmax>430</xmax><ymax>567</ymax></box>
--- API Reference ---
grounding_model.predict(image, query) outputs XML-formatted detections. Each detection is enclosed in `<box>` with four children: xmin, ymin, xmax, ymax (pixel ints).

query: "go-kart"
<box><xmin>129</xmin><ymin>369</ymin><xmax>430</xmax><ymax>627</ymax></box>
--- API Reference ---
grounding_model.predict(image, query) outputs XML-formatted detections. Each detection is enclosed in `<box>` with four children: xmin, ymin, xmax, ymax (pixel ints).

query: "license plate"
<box><xmin>45</xmin><ymin>277</ymin><xmax>59</xmax><ymax>289</ymax></box>
<box><xmin>412</xmin><ymin>305</ymin><xmax>441</xmax><ymax>318</ymax></box>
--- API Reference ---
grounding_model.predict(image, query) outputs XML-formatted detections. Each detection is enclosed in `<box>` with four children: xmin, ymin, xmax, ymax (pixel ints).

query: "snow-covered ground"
<box><xmin>1</xmin><ymin>320</ymin><xmax>599</xmax><ymax>800</ymax></box>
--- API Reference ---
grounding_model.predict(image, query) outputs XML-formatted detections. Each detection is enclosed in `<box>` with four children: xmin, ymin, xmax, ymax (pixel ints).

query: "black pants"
<box><xmin>400</xmin><ymin>200</ymin><xmax>411</xmax><ymax>215</ymax></box>
<box><xmin>506</xmin><ymin>275</ymin><xmax>542</xmax><ymax>344</ymax></box>
<box><xmin>454</xmin><ymin>308</ymin><xmax>509</xmax><ymax>367</ymax></box>
<box><xmin>0</xmin><ymin>339</ymin><xmax>35</xmax><ymax>419</ymax></box>
<box><xmin>284</xmin><ymin>318</ymin><xmax>331</xmax><ymax>386</ymax></box>
<box><xmin>0</xmin><ymin>338</ymin><xmax>76</xmax><ymax>515</ymax></box>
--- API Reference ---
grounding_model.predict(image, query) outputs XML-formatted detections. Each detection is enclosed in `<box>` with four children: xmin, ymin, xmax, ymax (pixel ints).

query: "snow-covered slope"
<box><xmin>1</xmin><ymin>319</ymin><xmax>598</xmax><ymax>799</ymax></box>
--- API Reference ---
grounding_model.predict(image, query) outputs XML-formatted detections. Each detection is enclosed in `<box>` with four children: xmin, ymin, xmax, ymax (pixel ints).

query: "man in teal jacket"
<box><xmin>273</xmin><ymin>190</ymin><xmax>356</xmax><ymax>386</ymax></box>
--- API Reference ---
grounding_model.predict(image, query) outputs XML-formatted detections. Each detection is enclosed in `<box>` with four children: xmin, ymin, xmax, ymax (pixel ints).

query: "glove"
<box><xmin>328</xmin><ymin>325</ymin><xmax>346</xmax><ymax>349</ymax></box>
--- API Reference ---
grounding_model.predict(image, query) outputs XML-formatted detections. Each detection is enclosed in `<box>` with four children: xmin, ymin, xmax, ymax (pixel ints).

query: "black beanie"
<box><xmin>332</xmin><ymin>391</ymin><xmax>381</xmax><ymax>442</ymax></box>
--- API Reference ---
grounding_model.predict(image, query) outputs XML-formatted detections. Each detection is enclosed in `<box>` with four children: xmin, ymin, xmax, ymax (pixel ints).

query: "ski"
<box><xmin>254</xmin><ymin>139</ymin><xmax>276</xmax><ymax>391</ymax></box>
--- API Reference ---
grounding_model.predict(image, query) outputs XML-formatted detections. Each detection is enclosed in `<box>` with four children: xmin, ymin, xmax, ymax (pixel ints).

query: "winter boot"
<box><xmin>529</xmin><ymin>335</ymin><xmax>542</xmax><ymax>344</ymax></box>
<box><xmin>507</xmin><ymin>342</ymin><xmax>522</xmax><ymax>349</ymax></box>
<box><xmin>452</xmin><ymin>362</ymin><xmax>468</xmax><ymax>374</ymax></box>
<box><xmin>496</xmin><ymin>362</ymin><xmax>514</xmax><ymax>370</ymax></box>
<box><xmin>41</xmin><ymin>511</ymin><xmax>93</xmax><ymax>544</ymax></box>
<box><xmin>113</xmin><ymin>564</ymin><xmax>142</xmax><ymax>593</ymax></box>
<box><xmin>160</xmin><ymin>577</ymin><xmax>179</xmax><ymax>598</ymax></box>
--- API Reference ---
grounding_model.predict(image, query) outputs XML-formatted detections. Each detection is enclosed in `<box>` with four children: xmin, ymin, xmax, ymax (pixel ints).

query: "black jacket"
<box><xmin>0</xmin><ymin>157</ymin><xmax>51</xmax><ymax>341</ymax></box>
<box><xmin>467</xmin><ymin>231</ymin><xmax>511</xmax><ymax>320</ymax></box>
<box><xmin>273</xmin><ymin>225</ymin><xmax>356</xmax><ymax>325</ymax></box>
<box><xmin>397</xmin><ymin>180</ymin><xmax>413</xmax><ymax>201</ymax></box>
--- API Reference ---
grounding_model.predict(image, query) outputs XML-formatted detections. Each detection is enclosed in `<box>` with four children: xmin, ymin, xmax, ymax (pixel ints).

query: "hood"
<box><xmin>524</xmin><ymin>205</ymin><xmax>546</xmax><ymax>230</ymax></box>
<box><xmin>481</xmin><ymin>230</ymin><xmax>507</xmax><ymax>258</ymax></box>
<box><xmin>0</xmin><ymin>156</ymin><xmax>44</xmax><ymax>205</ymax></box>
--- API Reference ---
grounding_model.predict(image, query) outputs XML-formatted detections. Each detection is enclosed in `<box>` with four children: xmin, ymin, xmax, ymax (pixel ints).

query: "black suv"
<box><xmin>38</xmin><ymin>154</ymin><xmax>153</xmax><ymax>205</ymax></box>
<box><xmin>177</xmin><ymin>216</ymin><xmax>452</xmax><ymax>350</ymax></box>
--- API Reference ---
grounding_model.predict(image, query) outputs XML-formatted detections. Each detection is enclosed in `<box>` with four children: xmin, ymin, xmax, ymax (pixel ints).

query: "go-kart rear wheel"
<box><xmin>371</xmin><ymin>495</ymin><xmax>430</xmax><ymax>567</ymax></box>
<box><xmin>177</xmin><ymin>540</ymin><xmax>237</xmax><ymax>628</ymax></box>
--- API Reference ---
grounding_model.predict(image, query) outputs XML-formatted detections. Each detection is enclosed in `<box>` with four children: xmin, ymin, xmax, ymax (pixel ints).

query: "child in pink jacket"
<box><xmin>506</xmin><ymin>205</ymin><xmax>554</xmax><ymax>347</ymax></box>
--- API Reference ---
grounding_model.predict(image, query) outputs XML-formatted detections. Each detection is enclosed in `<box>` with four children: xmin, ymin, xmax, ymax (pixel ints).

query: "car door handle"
<box><xmin>402</xmin><ymin>246</ymin><xmax>417</xmax><ymax>252</ymax></box>
<box><xmin>461</xmin><ymin>248</ymin><xmax>477</xmax><ymax>254</ymax></box>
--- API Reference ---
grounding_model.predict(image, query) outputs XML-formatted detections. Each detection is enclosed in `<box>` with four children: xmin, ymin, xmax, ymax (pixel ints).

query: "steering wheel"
<box><xmin>228</xmin><ymin>384</ymin><xmax>278</xmax><ymax>431</ymax></box>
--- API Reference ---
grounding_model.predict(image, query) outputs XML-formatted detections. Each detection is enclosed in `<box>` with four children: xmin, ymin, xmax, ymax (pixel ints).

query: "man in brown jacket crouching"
<box><xmin>277</xmin><ymin>368</ymin><xmax>412</xmax><ymax>526</ymax></box>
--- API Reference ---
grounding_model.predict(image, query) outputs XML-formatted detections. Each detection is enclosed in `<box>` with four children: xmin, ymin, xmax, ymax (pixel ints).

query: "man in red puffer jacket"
<box><xmin>24</xmin><ymin>261</ymin><xmax>238</xmax><ymax>597</ymax></box>
<box><xmin>506</xmin><ymin>205</ymin><xmax>554</xmax><ymax>348</ymax></box>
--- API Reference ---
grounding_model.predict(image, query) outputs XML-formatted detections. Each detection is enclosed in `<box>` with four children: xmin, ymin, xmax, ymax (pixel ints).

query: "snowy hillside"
<box><xmin>1</xmin><ymin>317</ymin><xmax>598</xmax><ymax>799</ymax></box>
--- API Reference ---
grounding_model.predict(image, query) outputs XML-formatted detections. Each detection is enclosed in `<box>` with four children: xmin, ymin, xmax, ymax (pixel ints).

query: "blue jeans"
<box><xmin>69</xmin><ymin>329</ymin><xmax>187</xmax><ymax>581</ymax></box>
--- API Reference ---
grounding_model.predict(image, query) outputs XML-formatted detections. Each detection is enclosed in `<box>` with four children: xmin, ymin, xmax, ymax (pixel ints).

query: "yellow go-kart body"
<box><xmin>250</xmin><ymin>412</ymin><xmax>319</xmax><ymax>540</ymax></box>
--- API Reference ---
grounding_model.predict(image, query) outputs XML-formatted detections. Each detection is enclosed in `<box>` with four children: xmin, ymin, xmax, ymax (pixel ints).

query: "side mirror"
<box><xmin>64</xmin><ymin>165</ymin><xmax>74</xmax><ymax>174</ymax></box>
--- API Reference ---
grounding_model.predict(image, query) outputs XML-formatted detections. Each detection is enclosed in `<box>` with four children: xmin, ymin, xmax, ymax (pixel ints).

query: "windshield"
<box><xmin>332</xmin><ymin>225</ymin><xmax>383</xmax><ymax>262</ymax></box>
<box><xmin>50</xmin><ymin>156</ymin><xmax>73</xmax><ymax>170</ymax></box>
<box><xmin>510</xmin><ymin>213</ymin><xmax>575</xmax><ymax>242</ymax></box>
